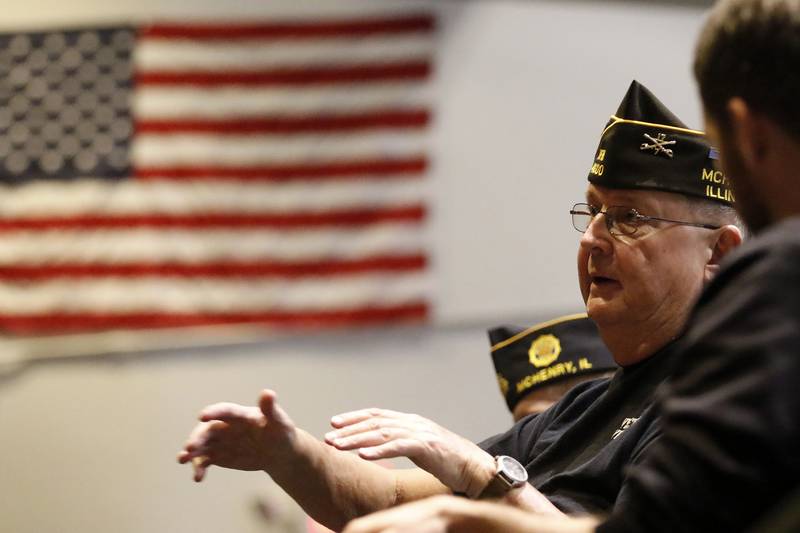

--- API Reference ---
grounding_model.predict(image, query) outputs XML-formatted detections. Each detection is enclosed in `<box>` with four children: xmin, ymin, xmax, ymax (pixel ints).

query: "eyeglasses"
<box><xmin>570</xmin><ymin>202</ymin><xmax>722</xmax><ymax>236</ymax></box>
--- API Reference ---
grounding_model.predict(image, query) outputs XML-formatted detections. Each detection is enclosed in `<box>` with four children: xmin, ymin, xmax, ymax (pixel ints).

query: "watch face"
<box><xmin>498</xmin><ymin>455</ymin><xmax>528</xmax><ymax>483</ymax></box>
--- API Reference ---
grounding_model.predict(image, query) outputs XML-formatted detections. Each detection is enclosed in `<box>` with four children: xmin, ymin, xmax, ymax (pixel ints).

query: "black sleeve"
<box><xmin>478</xmin><ymin>410</ymin><xmax>549</xmax><ymax>460</ymax></box>
<box><xmin>478</xmin><ymin>378</ymin><xmax>604</xmax><ymax>461</ymax></box>
<box><xmin>600</xmin><ymin>234</ymin><xmax>800</xmax><ymax>533</ymax></box>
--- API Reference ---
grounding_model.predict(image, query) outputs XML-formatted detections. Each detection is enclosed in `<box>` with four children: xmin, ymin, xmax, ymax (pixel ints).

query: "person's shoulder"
<box><xmin>728</xmin><ymin>217</ymin><xmax>800</xmax><ymax>266</ymax></box>
<box><xmin>702</xmin><ymin>217</ymin><xmax>800</xmax><ymax>303</ymax></box>
<box><xmin>758</xmin><ymin>217</ymin><xmax>800</xmax><ymax>243</ymax></box>
<box><xmin>570</xmin><ymin>374</ymin><xmax>613</xmax><ymax>395</ymax></box>
<box><xmin>677</xmin><ymin>218</ymin><xmax>800</xmax><ymax>383</ymax></box>
<box><xmin>548</xmin><ymin>374</ymin><xmax>614</xmax><ymax>415</ymax></box>
<box><xmin>516</xmin><ymin>375</ymin><xmax>612</xmax><ymax>428</ymax></box>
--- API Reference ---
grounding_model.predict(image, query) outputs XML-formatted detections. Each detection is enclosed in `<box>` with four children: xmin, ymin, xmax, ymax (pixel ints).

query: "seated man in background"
<box><xmin>178</xmin><ymin>80</ymin><xmax>743</xmax><ymax>529</ymax></box>
<box><xmin>489</xmin><ymin>313</ymin><xmax>616</xmax><ymax>421</ymax></box>
<box><xmin>344</xmin><ymin>1</ymin><xmax>800</xmax><ymax>532</ymax></box>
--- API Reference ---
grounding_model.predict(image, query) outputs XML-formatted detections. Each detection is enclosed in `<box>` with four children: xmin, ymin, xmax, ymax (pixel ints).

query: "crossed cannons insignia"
<box><xmin>640</xmin><ymin>133</ymin><xmax>676</xmax><ymax>158</ymax></box>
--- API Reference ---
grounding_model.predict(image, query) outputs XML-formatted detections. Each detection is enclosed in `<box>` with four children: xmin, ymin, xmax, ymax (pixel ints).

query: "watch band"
<box><xmin>478</xmin><ymin>472</ymin><xmax>515</xmax><ymax>499</ymax></box>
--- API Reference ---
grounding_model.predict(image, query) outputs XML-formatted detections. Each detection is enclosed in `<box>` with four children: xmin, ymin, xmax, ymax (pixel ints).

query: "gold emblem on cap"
<box><xmin>497</xmin><ymin>373</ymin><xmax>509</xmax><ymax>396</ymax></box>
<box><xmin>529</xmin><ymin>334</ymin><xmax>561</xmax><ymax>368</ymax></box>
<box><xmin>640</xmin><ymin>132</ymin><xmax>676</xmax><ymax>158</ymax></box>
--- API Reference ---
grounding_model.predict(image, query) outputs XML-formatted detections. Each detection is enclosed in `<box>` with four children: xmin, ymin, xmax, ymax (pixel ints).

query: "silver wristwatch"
<box><xmin>477</xmin><ymin>455</ymin><xmax>528</xmax><ymax>499</ymax></box>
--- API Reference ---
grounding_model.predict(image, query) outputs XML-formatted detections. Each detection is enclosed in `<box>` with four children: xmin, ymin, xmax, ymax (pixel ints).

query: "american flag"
<box><xmin>0</xmin><ymin>13</ymin><xmax>433</xmax><ymax>337</ymax></box>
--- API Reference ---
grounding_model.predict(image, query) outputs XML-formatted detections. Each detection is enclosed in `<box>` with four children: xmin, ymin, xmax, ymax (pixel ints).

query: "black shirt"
<box><xmin>479</xmin><ymin>342</ymin><xmax>678</xmax><ymax>514</ymax></box>
<box><xmin>600</xmin><ymin>217</ymin><xmax>800</xmax><ymax>532</ymax></box>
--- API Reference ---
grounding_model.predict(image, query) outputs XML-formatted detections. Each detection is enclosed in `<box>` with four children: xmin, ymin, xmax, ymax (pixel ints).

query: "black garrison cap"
<box><xmin>489</xmin><ymin>314</ymin><xmax>617</xmax><ymax>412</ymax></box>
<box><xmin>588</xmin><ymin>80</ymin><xmax>734</xmax><ymax>205</ymax></box>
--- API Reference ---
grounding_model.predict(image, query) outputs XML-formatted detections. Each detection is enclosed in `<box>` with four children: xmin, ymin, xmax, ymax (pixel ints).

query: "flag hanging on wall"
<box><xmin>0</xmin><ymin>13</ymin><xmax>434</xmax><ymax>337</ymax></box>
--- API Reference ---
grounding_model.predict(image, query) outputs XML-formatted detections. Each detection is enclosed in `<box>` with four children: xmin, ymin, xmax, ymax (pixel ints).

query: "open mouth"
<box><xmin>591</xmin><ymin>275</ymin><xmax>619</xmax><ymax>287</ymax></box>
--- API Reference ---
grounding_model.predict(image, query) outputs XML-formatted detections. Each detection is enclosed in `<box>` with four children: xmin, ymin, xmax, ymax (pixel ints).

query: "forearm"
<box><xmin>265</xmin><ymin>428</ymin><xmax>397</xmax><ymax>530</ymax></box>
<box><xmin>446</xmin><ymin>500</ymin><xmax>597</xmax><ymax>533</ymax></box>
<box><xmin>506</xmin><ymin>484</ymin><xmax>566</xmax><ymax>516</ymax></box>
<box><xmin>311</xmin><ymin>405</ymin><xmax>566</xmax><ymax>523</ymax></box>
<box><xmin>341</xmin><ymin>495</ymin><xmax>598</xmax><ymax>533</ymax></box>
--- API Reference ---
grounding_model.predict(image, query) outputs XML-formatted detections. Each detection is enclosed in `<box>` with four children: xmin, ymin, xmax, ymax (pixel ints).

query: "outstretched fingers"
<box><xmin>326</xmin><ymin>423</ymin><xmax>412</xmax><ymax>449</ymax></box>
<box><xmin>357</xmin><ymin>439</ymin><xmax>423</xmax><ymax>461</ymax></box>
<box><xmin>191</xmin><ymin>454</ymin><xmax>213</xmax><ymax>482</ymax></box>
<box><xmin>179</xmin><ymin>390</ymin><xmax>297</xmax><ymax>482</ymax></box>
<box><xmin>183</xmin><ymin>420</ymin><xmax>228</xmax><ymax>449</ymax></box>
<box><xmin>325</xmin><ymin>415</ymin><xmax>421</xmax><ymax>442</ymax></box>
<box><xmin>325</xmin><ymin>412</ymin><xmax>433</xmax><ymax>461</ymax></box>
<box><xmin>177</xmin><ymin>419</ymin><xmax>229</xmax><ymax>482</ymax></box>
<box><xmin>330</xmin><ymin>408</ymin><xmax>413</xmax><ymax>429</ymax></box>
<box><xmin>199</xmin><ymin>402</ymin><xmax>260</xmax><ymax>424</ymax></box>
<box><xmin>177</xmin><ymin>443</ymin><xmax>213</xmax><ymax>481</ymax></box>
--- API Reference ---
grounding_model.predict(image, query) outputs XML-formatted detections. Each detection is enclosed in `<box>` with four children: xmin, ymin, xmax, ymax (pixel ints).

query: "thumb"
<box><xmin>259</xmin><ymin>389</ymin><xmax>278</xmax><ymax>418</ymax></box>
<box><xmin>258</xmin><ymin>389</ymin><xmax>294</xmax><ymax>428</ymax></box>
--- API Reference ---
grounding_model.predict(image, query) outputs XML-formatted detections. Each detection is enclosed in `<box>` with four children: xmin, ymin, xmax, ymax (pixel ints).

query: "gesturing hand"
<box><xmin>324</xmin><ymin>408</ymin><xmax>494</xmax><ymax>496</ymax></box>
<box><xmin>177</xmin><ymin>389</ymin><xmax>297</xmax><ymax>482</ymax></box>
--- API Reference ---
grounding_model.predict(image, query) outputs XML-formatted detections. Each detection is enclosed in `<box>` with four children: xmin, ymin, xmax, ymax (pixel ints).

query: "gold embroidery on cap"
<box><xmin>700</xmin><ymin>168</ymin><xmax>735</xmax><ymax>203</ymax></box>
<box><xmin>497</xmin><ymin>373</ymin><xmax>509</xmax><ymax>397</ymax></box>
<box><xmin>529</xmin><ymin>334</ymin><xmax>561</xmax><ymax>368</ymax></box>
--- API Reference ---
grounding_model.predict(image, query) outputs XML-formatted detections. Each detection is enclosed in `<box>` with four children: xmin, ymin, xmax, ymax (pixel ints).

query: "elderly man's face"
<box><xmin>577</xmin><ymin>185</ymin><xmax>713</xmax><ymax>335</ymax></box>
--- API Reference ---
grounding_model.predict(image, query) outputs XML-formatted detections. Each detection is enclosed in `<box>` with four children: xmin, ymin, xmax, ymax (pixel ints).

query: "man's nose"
<box><xmin>579</xmin><ymin>212</ymin><xmax>613</xmax><ymax>255</ymax></box>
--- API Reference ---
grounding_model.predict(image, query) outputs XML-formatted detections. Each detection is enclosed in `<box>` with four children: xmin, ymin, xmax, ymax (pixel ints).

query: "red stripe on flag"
<box><xmin>0</xmin><ymin>255</ymin><xmax>427</xmax><ymax>280</ymax></box>
<box><xmin>134</xmin><ymin>157</ymin><xmax>428</xmax><ymax>181</ymax></box>
<box><xmin>141</xmin><ymin>14</ymin><xmax>435</xmax><ymax>40</ymax></box>
<box><xmin>0</xmin><ymin>205</ymin><xmax>425</xmax><ymax>231</ymax></box>
<box><xmin>0</xmin><ymin>302</ymin><xmax>429</xmax><ymax>334</ymax></box>
<box><xmin>136</xmin><ymin>61</ymin><xmax>431</xmax><ymax>87</ymax></box>
<box><xmin>135</xmin><ymin>109</ymin><xmax>430</xmax><ymax>135</ymax></box>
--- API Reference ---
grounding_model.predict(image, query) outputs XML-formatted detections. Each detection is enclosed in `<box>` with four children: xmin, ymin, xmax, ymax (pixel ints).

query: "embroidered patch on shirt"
<box><xmin>611</xmin><ymin>417</ymin><xmax>640</xmax><ymax>440</ymax></box>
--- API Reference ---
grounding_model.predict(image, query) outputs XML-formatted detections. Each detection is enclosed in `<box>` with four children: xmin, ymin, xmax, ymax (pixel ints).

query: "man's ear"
<box><xmin>704</xmin><ymin>225</ymin><xmax>744</xmax><ymax>284</ymax></box>
<box><xmin>727</xmin><ymin>97</ymin><xmax>768</xmax><ymax>169</ymax></box>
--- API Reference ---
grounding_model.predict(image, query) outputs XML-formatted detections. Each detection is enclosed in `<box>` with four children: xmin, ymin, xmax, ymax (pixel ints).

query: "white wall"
<box><xmin>0</xmin><ymin>1</ymin><xmax>711</xmax><ymax>532</ymax></box>
<box><xmin>430</xmin><ymin>0</ymin><xmax>708</xmax><ymax>322</ymax></box>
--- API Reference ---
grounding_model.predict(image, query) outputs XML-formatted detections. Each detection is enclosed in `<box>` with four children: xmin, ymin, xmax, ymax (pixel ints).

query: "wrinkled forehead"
<box><xmin>585</xmin><ymin>184</ymin><xmax>690</xmax><ymax>216</ymax></box>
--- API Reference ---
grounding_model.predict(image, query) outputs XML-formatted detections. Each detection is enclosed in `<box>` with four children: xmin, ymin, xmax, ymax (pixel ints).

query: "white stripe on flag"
<box><xmin>136</xmin><ymin>35</ymin><xmax>433</xmax><ymax>70</ymax></box>
<box><xmin>0</xmin><ymin>179</ymin><xmax>427</xmax><ymax>216</ymax></box>
<box><xmin>0</xmin><ymin>274</ymin><xmax>431</xmax><ymax>313</ymax></box>
<box><xmin>132</xmin><ymin>133</ymin><xmax>428</xmax><ymax>165</ymax></box>
<box><xmin>0</xmin><ymin>226</ymin><xmax>426</xmax><ymax>264</ymax></box>
<box><xmin>134</xmin><ymin>85</ymin><xmax>432</xmax><ymax>118</ymax></box>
